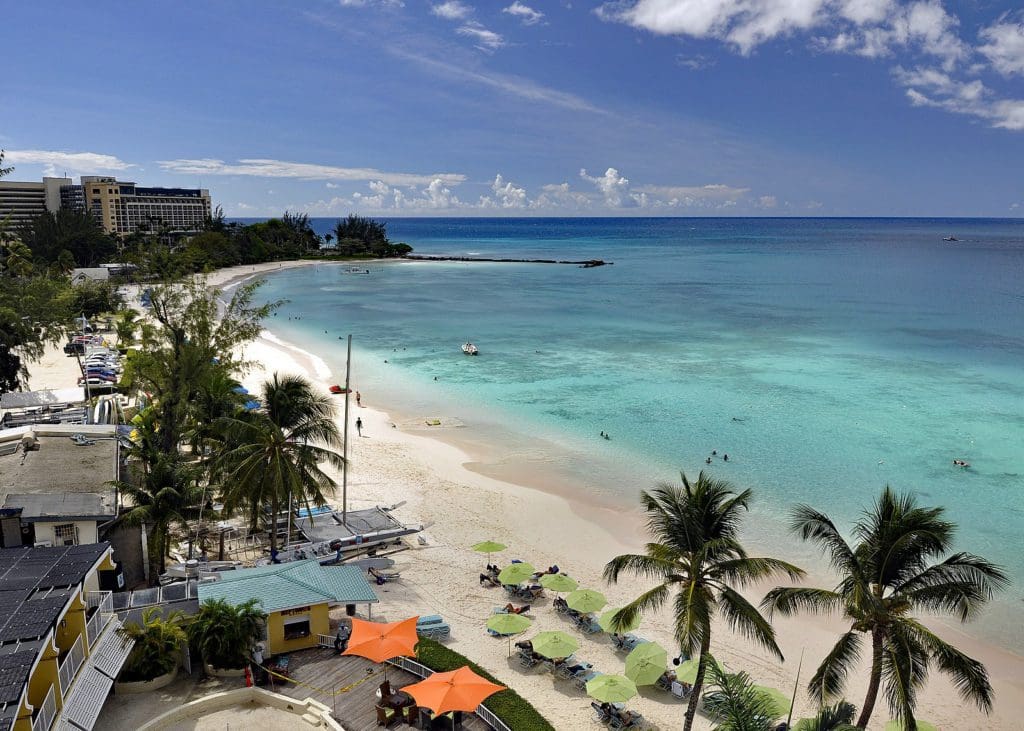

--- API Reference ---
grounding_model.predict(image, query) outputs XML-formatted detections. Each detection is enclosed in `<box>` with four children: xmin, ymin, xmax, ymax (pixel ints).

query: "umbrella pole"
<box><xmin>786</xmin><ymin>648</ymin><xmax>804</xmax><ymax>729</ymax></box>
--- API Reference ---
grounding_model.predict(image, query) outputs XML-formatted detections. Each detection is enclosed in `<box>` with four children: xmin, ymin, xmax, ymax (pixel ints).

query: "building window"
<box><xmin>282</xmin><ymin>615</ymin><xmax>311</xmax><ymax>640</ymax></box>
<box><xmin>53</xmin><ymin>524</ymin><xmax>78</xmax><ymax>546</ymax></box>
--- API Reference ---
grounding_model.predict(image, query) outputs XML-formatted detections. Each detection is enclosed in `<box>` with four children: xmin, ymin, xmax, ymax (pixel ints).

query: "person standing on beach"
<box><xmin>356</xmin><ymin>391</ymin><xmax>361</xmax><ymax>407</ymax></box>
<box><xmin>356</xmin><ymin>417</ymin><xmax>363</xmax><ymax>436</ymax></box>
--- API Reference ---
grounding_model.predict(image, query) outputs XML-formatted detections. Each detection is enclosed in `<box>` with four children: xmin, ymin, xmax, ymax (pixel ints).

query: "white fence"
<box><xmin>31</xmin><ymin>684</ymin><xmax>56</xmax><ymax>731</ymax></box>
<box><xmin>85</xmin><ymin>591</ymin><xmax>113</xmax><ymax>647</ymax></box>
<box><xmin>58</xmin><ymin>635</ymin><xmax>85</xmax><ymax>695</ymax></box>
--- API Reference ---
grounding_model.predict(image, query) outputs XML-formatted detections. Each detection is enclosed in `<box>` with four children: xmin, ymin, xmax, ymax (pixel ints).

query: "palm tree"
<box><xmin>794</xmin><ymin>701</ymin><xmax>858</xmax><ymax>730</ymax></box>
<box><xmin>188</xmin><ymin>598</ymin><xmax>264</xmax><ymax>670</ymax></box>
<box><xmin>215</xmin><ymin>373</ymin><xmax>344</xmax><ymax>551</ymax></box>
<box><xmin>702</xmin><ymin>658</ymin><xmax>779</xmax><ymax>731</ymax></box>
<box><xmin>603</xmin><ymin>472</ymin><xmax>804</xmax><ymax>731</ymax></box>
<box><xmin>113</xmin><ymin>409</ymin><xmax>204</xmax><ymax>583</ymax></box>
<box><xmin>118</xmin><ymin>606</ymin><xmax>188</xmax><ymax>682</ymax></box>
<box><xmin>762</xmin><ymin>486</ymin><xmax>1008</xmax><ymax>729</ymax></box>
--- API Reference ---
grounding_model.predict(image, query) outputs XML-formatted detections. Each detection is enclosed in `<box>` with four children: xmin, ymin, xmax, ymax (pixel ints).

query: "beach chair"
<box><xmin>592</xmin><ymin>701</ymin><xmax>612</xmax><ymax>724</ymax></box>
<box><xmin>517</xmin><ymin>648</ymin><xmax>541</xmax><ymax>669</ymax></box>
<box><xmin>417</xmin><ymin>623</ymin><xmax>450</xmax><ymax>640</ymax></box>
<box><xmin>417</xmin><ymin>615</ymin><xmax>445</xmax><ymax>627</ymax></box>
<box><xmin>612</xmin><ymin>634</ymin><xmax>648</xmax><ymax>652</ymax></box>
<box><xmin>556</xmin><ymin>660</ymin><xmax>591</xmax><ymax>680</ymax></box>
<box><xmin>574</xmin><ymin>613</ymin><xmax>602</xmax><ymax>634</ymax></box>
<box><xmin>574</xmin><ymin>669</ymin><xmax>602</xmax><ymax>691</ymax></box>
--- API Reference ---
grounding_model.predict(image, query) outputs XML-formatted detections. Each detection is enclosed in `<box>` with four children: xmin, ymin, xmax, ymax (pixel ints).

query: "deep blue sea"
<box><xmin>239</xmin><ymin>217</ymin><xmax>1024</xmax><ymax>645</ymax></box>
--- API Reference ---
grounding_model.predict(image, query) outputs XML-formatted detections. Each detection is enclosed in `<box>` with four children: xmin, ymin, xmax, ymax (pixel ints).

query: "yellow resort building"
<box><xmin>196</xmin><ymin>560</ymin><xmax>378</xmax><ymax>655</ymax></box>
<box><xmin>0</xmin><ymin>542</ymin><xmax>132</xmax><ymax>731</ymax></box>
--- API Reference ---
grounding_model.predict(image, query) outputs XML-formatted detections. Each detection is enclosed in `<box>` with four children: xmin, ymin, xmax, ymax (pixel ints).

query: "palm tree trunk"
<box><xmin>147</xmin><ymin>528</ymin><xmax>164</xmax><ymax>587</ymax></box>
<box><xmin>683</xmin><ymin>634</ymin><xmax>712</xmax><ymax>731</ymax></box>
<box><xmin>856</xmin><ymin>628</ymin><xmax>884</xmax><ymax>728</ymax></box>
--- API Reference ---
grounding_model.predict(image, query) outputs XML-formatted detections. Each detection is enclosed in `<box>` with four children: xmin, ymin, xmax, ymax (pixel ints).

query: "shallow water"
<box><xmin>250</xmin><ymin>217</ymin><xmax>1024</xmax><ymax>647</ymax></box>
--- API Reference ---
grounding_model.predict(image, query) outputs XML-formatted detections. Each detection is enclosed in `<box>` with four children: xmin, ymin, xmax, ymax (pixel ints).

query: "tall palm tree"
<box><xmin>113</xmin><ymin>409</ymin><xmax>204</xmax><ymax>583</ymax></box>
<box><xmin>215</xmin><ymin>373</ymin><xmax>344</xmax><ymax>551</ymax></box>
<box><xmin>762</xmin><ymin>486</ymin><xmax>1008</xmax><ymax>729</ymax></box>
<box><xmin>603</xmin><ymin>472</ymin><xmax>804</xmax><ymax>731</ymax></box>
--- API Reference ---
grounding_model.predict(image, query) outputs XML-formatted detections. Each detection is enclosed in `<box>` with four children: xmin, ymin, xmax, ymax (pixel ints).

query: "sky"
<box><xmin>2</xmin><ymin>1</ymin><xmax>1023</xmax><ymax>217</ymax></box>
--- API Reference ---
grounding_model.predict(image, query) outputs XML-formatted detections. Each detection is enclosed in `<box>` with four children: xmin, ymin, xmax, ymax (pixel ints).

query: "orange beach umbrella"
<box><xmin>404</xmin><ymin>665</ymin><xmax>505</xmax><ymax>716</ymax></box>
<box><xmin>343</xmin><ymin>616</ymin><xmax>420</xmax><ymax>664</ymax></box>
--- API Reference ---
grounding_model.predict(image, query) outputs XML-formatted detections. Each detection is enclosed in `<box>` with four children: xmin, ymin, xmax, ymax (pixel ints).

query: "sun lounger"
<box><xmin>555</xmin><ymin>660</ymin><xmax>591</xmax><ymax>680</ymax></box>
<box><xmin>517</xmin><ymin>648</ymin><xmax>541</xmax><ymax>668</ymax></box>
<box><xmin>417</xmin><ymin>615</ymin><xmax>445</xmax><ymax>627</ymax></box>
<box><xmin>609</xmin><ymin>711</ymin><xmax>644</xmax><ymax>729</ymax></box>
<box><xmin>492</xmin><ymin>605</ymin><xmax>530</xmax><ymax>615</ymax></box>
<box><xmin>574</xmin><ymin>669</ymin><xmax>602</xmax><ymax>691</ymax></box>
<box><xmin>417</xmin><ymin>623</ymin><xmax>450</xmax><ymax>640</ymax></box>
<box><xmin>572</xmin><ymin>613</ymin><xmax>602</xmax><ymax>634</ymax></box>
<box><xmin>612</xmin><ymin>633</ymin><xmax>648</xmax><ymax>652</ymax></box>
<box><xmin>592</xmin><ymin>701</ymin><xmax>612</xmax><ymax>723</ymax></box>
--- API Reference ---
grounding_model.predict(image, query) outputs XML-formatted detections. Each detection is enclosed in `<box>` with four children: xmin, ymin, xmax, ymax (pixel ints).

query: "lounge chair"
<box><xmin>517</xmin><ymin>648</ymin><xmax>541</xmax><ymax>668</ymax></box>
<box><xmin>492</xmin><ymin>604</ymin><xmax>530</xmax><ymax>615</ymax></box>
<box><xmin>573</xmin><ymin>613</ymin><xmax>602</xmax><ymax>634</ymax></box>
<box><xmin>555</xmin><ymin>660</ymin><xmax>591</xmax><ymax>680</ymax></box>
<box><xmin>417</xmin><ymin>623</ymin><xmax>450</xmax><ymax>640</ymax></box>
<box><xmin>611</xmin><ymin>634</ymin><xmax>648</xmax><ymax>652</ymax></box>
<box><xmin>574</xmin><ymin>669</ymin><xmax>602</xmax><ymax>691</ymax></box>
<box><xmin>591</xmin><ymin>701</ymin><xmax>612</xmax><ymax>723</ymax></box>
<box><xmin>417</xmin><ymin>615</ymin><xmax>445</xmax><ymax>627</ymax></box>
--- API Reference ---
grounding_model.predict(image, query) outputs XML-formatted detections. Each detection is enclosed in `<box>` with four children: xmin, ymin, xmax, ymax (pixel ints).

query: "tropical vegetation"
<box><xmin>214</xmin><ymin>374</ymin><xmax>345</xmax><ymax>551</ymax></box>
<box><xmin>793</xmin><ymin>701</ymin><xmax>858</xmax><ymax>731</ymax></box>
<box><xmin>187</xmin><ymin>598</ymin><xmax>264</xmax><ymax>670</ymax></box>
<box><xmin>118</xmin><ymin>606</ymin><xmax>188</xmax><ymax>682</ymax></box>
<box><xmin>332</xmin><ymin>214</ymin><xmax>412</xmax><ymax>257</ymax></box>
<box><xmin>603</xmin><ymin>472</ymin><xmax>804</xmax><ymax>731</ymax></box>
<box><xmin>702</xmin><ymin>658</ymin><xmax>784</xmax><ymax>731</ymax></box>
<box><xmin>763</xmin><ymin>486</ymin><xmax>1008</xmax><ymax>729</ymax></box>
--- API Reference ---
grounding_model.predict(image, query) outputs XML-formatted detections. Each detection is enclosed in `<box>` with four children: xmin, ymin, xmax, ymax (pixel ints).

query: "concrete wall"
<box><xmin>103</xmin><ymin>522</ymin><xmax>146</xmax><ymax>588</ymax></box>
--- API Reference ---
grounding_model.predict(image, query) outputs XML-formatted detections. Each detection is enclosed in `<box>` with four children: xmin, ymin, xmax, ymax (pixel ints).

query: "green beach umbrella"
<box><xmin>586</xmin><ymin>674</ymin><xmax>638</xmax><ymax>704</ymax></box>
<box><xmin>751</xmin><ymin>685</ymin><xmax>791</xmax><ymax>719</ymax></box>
<box><xmin>598</xmin><ymin>607</ymin><xmax>641</xmax><ymax>634</ymax></box>
<box><xmin>497</xmin><ymin>562</ymin><xmax>536</xmax><ymax>585</ymax></box>
<box><xmin>625</xmin><ymin>642</ymin><xmax>668</xmax><ymax>686</ymax></box>
<box><xmin>487</xmin><ymin>613</ymin><xmax>532</xmax><ymax>657</ymax></box>
<box><xmin>885</xmin><ymin>721</ymin><xmax>938</xmax><ymax>731</ymax></box>
<box><xmin>531</xmin><ymin>631</ymin><xmax>579</xmax><ymax>659</ymax></box>
<box><xmin>566</xmin><ymin>588</ymin><xmax>607</xmax><ymax>614</ymax></box>
<box><xmin>472</xmin><ymin>540</ymin><xmax>507</xmax><ymax>559</ymax></box>
<box><xmin>676</xmin><ymin>657</ymin><xmax>722</xmax><ymax>685</ymax></box>
<box><xmin>486</xmin><ymin>613</ymin><xmax>532</xmax><ymax>636</ymax></box>
<box><xmin>539</xmin><ymin>573</ymin><xmax>578</xmax><ymax>593</ymax></box>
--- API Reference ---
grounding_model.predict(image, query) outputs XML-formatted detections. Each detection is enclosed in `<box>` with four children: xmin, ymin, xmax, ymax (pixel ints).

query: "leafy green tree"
<box><xmin>115</xmin><ymin>309</ymin><xmax>138</xmax><ymax>349</ymax></box>
<box><xmin>763</xmin><ymin>487</ymin><xmax>1008</xmax><ymax>729</ymax></box>
<box><xmin>185</xmin><ymin>368</ymin><xmax>246</xmax><ymax>456</ymax></box>
<box><xmin>118</xmin><ymin>606</ymin><xmax>188</xmax><ymax>681</ymax></box>
<box><xmin>17</xmin><ymin>208</ymin><xmax>118</xmax><ymax>267</ymax></box>
<box><xmin>603</xmin><ymin>473</ymin><xmax>804</xmax><ymax>731</ymax></box>
<box><xmin>215</xmin><ymin>374</ymin><xmax>344</xmax><ymax>551</ymax></box>
<box><xmin>702</xmin><ymin>658</ymin><xmax>780</xmax><ymax>731</ymax></box>
<box><xmin>187</xmin><ymin>598</ymin><xmax>264</xmax><ymax>670</ymax></box>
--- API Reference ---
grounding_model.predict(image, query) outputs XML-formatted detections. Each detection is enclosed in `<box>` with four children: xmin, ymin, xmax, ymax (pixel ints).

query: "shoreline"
<box><xmin>204</xmin><ymin>260</ymin><xmax>1024</xmax><ymax>729</ymax></box>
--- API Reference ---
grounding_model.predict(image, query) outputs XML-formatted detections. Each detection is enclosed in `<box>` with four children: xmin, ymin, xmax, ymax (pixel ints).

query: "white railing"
<box><xmin>58</xmin><ymin>635</ymin><xmax>86</xmax><ymax>695</ymax></box>
<box><xmin>85</xmin><ymin>607</ymin><xmax>108</xmax><ymax>648</ymax></box>
<box><xmin>86</xmin><ymin>590</ymin><xmax>112</xmax><ymax>614</ymax></box>
<box><xmin>31</xmin><ymin>684</ymin><xmax>56</xmax><ymax>731</ymax></box>
<box><xmin>386</xmin><ymin>656</ymin><xmax>512</xmax><ymax>731</ymax></box>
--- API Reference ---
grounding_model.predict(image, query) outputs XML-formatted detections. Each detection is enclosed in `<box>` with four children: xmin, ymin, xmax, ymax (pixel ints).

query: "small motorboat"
<box><xmin>329</xmin><ymin>384</ymin><xmax>349</xmax><ymax>394</ymax></box>
<box><xmin>943</xmin><ymin>235</ymin><xmax>959</xmax><ymax>242</ymax></box>
<box><xmin>462</xmin><ymin>342</ymin><xmax>479</xmax><ymax>356</ymax></box>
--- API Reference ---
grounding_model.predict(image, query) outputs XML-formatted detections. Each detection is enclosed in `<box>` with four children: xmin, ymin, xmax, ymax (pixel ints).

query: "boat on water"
<box><xmin>329</xmin><ymin>384</ymin><xmax>349</xmax><ymax>394</ymax></box>
<box><xmin>462</xmin><ymin>342</ymin><xmax>479</xmax><ymax>356</ymax></box>
<box><xmin>343</xmin><ymin>267</ymin><xmax>370</xmax><ymax>274</ymax></box>
<box><xmin>943</xmin><ymin>235</ymin><xmax>959</xmax><ymax>242</ymax></box>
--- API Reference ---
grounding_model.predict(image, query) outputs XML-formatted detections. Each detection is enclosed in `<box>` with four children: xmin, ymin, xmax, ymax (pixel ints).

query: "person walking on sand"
<box><xmin>356</xmin><ymin>417</ymin><xmax>363</xmax><ymax>437</ymax></box>
<box><xmin>356</xmin><ymin>391</ymin><xmax>361</xmax><ymax>407</ymax></box>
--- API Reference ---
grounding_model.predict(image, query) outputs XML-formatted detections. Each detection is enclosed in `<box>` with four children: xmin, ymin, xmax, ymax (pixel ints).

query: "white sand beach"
<box><xmin>21</xmin><ymin>260</ymin><xmax>1024</xmax><ymax>730</ymax></box>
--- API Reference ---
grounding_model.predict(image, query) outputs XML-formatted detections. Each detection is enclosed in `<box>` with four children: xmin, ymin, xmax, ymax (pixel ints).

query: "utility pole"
<box><xmin>341</xmin><ymin>334</ymin><xmax>352</xmax><ymax>525</ymax></box>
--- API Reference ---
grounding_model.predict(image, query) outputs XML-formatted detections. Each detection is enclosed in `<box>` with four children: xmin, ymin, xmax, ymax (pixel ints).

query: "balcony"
<box><xmin>58</xmin><ymin>635</ymin><xmax>85</xmax><ymax>696</ymax></box>
<box><xmin>85</xmin><ymin>591</ymin><xmax>113</xmax><ymax>648</ymax></box>
<box><xmin>31</xmin><ymin>684</ymin><xmax>56</xmax><ymax>731</ymax></box>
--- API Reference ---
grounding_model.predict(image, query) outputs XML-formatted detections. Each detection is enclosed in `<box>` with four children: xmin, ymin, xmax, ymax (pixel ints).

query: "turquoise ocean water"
<box><xmin>243</xmin><ymin>217</ymin><xmax>1024</xmax><ymax>647</ymax></box>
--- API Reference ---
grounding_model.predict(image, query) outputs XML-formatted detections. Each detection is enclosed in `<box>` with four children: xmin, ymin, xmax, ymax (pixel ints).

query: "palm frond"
<box><xmin>714</xmin><ymin>556</ymin><xmax>805</xmax><ymax>586</ymax></box>
<box><xmin>603</xmin><ymin>553</ymin><xmax>677</xmax><ymax>584</ymax></box>
<box><xmin>902</xmin><ymin>618</ymin><xmax>994</xmax><ymax>712</ymax></box>
<box><xmin>761</xmin><ymin>587</ymin><xmax>843</xmax><ymax>618</ymax></box>
<box><xmin>716</xmin><ymin>585</ymin><xmax>783</xmax><ymax>661</ymax></box>
<box><xmin>790</xmin><ymin>504</ymin><xmax>860</xmax><ymax>577</ymax></box>
<box><xmin>702</xmin><ymin>657</ymin><xmax>779</xmax><ymax>731</ymax></box>
<box><xmin>807</xmin><ymin>630</ymin><xmax>862</xmax><ymax>704</ymax></box>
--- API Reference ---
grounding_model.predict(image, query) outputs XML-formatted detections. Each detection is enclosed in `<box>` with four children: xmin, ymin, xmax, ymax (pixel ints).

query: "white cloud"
<box><xmin>156</xmin><ymin>157</ymin><xmax>465</xmax><ymax>186</ymax></box>
<box><xmin>338</xmin><ymin>0</ymin><xmax>404</xmax><ymax>7</ymax></box>
<box><xmin>387</xmin><ymin>47</ymin><xmax>604</xmax><ymax>113</ymax></box>
<box><xmin>491</xmin><ymin>174</ymin><xmax>528</xmax><ymax>207</ymax></box>
<box><xmin>432</xmin><ymin>1</ymin><xmax>472</xmax><ymax>20</ymax></box>
<box><xmin>326</xmin><ymin>182</ymin><xmax>340</xmax><ymax>188</ymax></box>
<box><xmin>893</xmin><ymin>65</ymin><xmax>1024</xmax><ymax>130</ymax></box>
<box><xmin>757</xmin><ymin>195</ymin><xmax>779</xmax><ymax>208</ymax></box>
<box><xmin>532</xmin><ymin>182</ymin><xmax>593</xmax><ymax>209</ymax></box>
<box><xmin>457</xmin><ymin>21</ymin><xmax>505</xmax><ymax>50</ymax></box>
<box><xmin>503</xmin><ymin>1</ymin><xmax>544</xmax><ymax>25</ymax></box>
<box><xmin>979</xmin><ymin>20</ymin><xmax>1024</xmax><ymax>76</ymax></box>
<box><xmin>4</xmin><ymin>149</ymin><xmax>133</xmax><ymax>176</ymax></box>
<box><xmin>580</xmin><ymin>167</ymin><xmax>633</xmax><ymax>207</ymax></box>
<box><xmin>636</xmin><ymin>183</ymin><xmax>749</xmax><ymax>201</ymax></box>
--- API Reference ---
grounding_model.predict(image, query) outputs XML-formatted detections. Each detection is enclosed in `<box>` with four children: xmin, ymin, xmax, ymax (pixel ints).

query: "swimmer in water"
<box><xmin>706</xmin><ymin>457</ymin><xmax>712</xmax><ymax>464</ymax></box>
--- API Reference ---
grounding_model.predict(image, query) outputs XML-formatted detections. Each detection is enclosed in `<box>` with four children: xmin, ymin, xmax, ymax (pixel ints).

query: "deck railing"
<box><xmin>86</xmin><ymin>590</ymin><xmax>112</xmax><ymax>614</ymax></box>
<box><xmin>31</xmin><ymin>684</ymin><xmax>56</xmax><ymax>731</ymax></box>
<box><xmin>85</xmin><ymin>591</ymin><xmax>113</xmax><ymax>647</ymax></box>
<box><xmin>57</xmin><ymin>635</ymin><xmax>85</xmax><ymax>695</ymax></box>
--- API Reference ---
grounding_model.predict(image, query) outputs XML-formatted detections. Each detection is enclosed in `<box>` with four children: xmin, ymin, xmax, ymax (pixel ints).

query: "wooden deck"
<box><xmin>267</xmin><ymin>647</ymin><xmax>492</xmax><ymax>731</ymax></box>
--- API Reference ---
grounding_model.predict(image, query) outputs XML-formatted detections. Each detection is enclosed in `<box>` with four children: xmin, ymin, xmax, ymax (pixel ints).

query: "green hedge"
<box><xmin>415</xmin><ymin>638</ymin><xmax>555</xmax><ymax>731</ymax></box>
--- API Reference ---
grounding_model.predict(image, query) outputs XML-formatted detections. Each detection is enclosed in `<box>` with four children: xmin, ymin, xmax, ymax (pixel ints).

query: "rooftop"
<box><xmin>3</xmin><ymin>492</ymin><xmax>113</xmax><ymax>522</ymax></box>
<box><xmin>197</xmin><ymin>561</ymin><xmax>378</xmax><ymax>614</ymax></box>
<box><xmin>0</xmin><ymin>427</ymin><xmax>118</xmax><ymax>515</ymax></box>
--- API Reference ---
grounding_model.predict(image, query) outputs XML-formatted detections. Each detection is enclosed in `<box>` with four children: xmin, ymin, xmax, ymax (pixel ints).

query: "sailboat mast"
<box><xmin>341</xmin><ymin>334</ymin><xmax>352</xmax><ymax>525</ymax></box>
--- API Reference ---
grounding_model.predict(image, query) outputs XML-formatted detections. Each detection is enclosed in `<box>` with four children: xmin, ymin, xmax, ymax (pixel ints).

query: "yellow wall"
<box><xmin>265</xmin><ymin>603</ymin><xmax>330</xmax><ymax>655</ymax></box>
<box><xmin>26</xmin><ymin>636</ymin><xmax>59</xmax><ymax>715</ymax></box>
<box><xmin>54</xmin><ymin>593</ymin><xmax>86</xmax><ymax>658</ymax></box>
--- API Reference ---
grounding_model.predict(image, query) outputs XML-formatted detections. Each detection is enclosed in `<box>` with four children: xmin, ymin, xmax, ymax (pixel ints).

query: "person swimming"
<box><xmin>705</xmin><ymin>457</ymin><xmax>712</xmax><ymax>464</ymax></box>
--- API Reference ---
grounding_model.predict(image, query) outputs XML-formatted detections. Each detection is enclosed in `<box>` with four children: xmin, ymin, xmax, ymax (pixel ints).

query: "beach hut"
<box><xmin>196</xmin><ymin>559</ymin><xmax>378</xmax><ymax>654</ymax></box>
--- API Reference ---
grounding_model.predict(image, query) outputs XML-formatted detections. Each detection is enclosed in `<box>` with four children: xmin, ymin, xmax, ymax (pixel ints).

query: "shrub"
<box><xmin>187</xmin><ymin>598</ymin><xmax>264</xmax><ymax>669</ymax></box>
<box><xmin>118</xmin><ymin>606</ymin><xmax>187</xmax><ymax>682</ymax></box>
<box><xmin>415</xmin><ymin>638</ymin><xmax>554</xmax><ymax>731</ymax></box>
